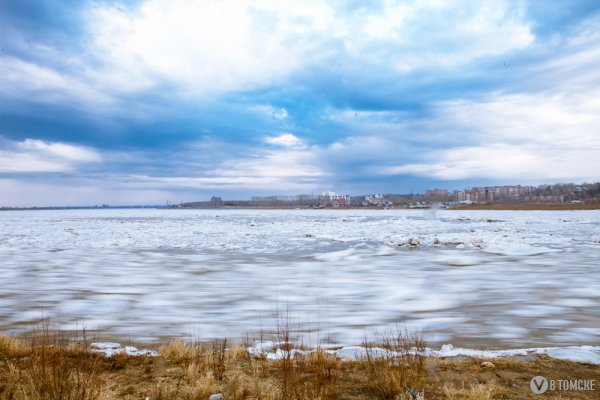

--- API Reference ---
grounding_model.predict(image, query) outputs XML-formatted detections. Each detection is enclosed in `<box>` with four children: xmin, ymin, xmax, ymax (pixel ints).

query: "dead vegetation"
<box><xmin>0</xmin><ymin>322</ymin><xmax>104</xmax><ymax>400</ymax></box>
<box><xmin>1</xmin><ymin>324</ymin><xmax>598</xmax><ymax>400</ymax></box>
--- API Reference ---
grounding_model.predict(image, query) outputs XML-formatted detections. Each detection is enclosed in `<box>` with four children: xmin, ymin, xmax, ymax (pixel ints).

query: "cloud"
<box><xmin>265</xmin><ymin>133</ymin><xmax>304</xmax><ymax>148</ymax></box>
<box><xmin>328</xmin><ymin>85</ymin><xmax>600</xmax><ymax>182</ymax></box>
<box><xmin>19</xmin><ymin>139</ymin><xmax>102</xmax><ymax>162</ymax></box>
<box><xmin>0</xmin><ymin>152</ymin><xmax>71</xmax><ymax>174</ymax></box>
<box><xmin>314</xmin><ymin>17</ymin><xmax>600</xmax><ymax>184</ymax></box>
<box><xmin>352</xmin><ymin>0</ymin><xmax>534</xmax><ymax>70</ymax></box>
<box><xmin>362</xmin><ymin>86</ymin><xmax>600</xmax><ymax>181</ymax></box>
<box><xmin>0</xmin><ymin>56</ymin><xmax>115</xmax><ymax>109</ymax></box>
<box><xmin>272</xmin><ymin>108</ymin><xmax>289</xmax><ymax>120</ymax></box>
<box><xmin>253</xmin><ymin>105</ymin><xmax>289</xmax><ymax>120</ymax></box>
<box><xmin>1</xmin><ymin>0</ymin><xmax>536</xmax><ymax>108</ymax></box>
<box><xmin>86</xmin><ymin>0</ymin><xmax>330</xmax><ymax>97</ymax></box>
<box><xmin>87</xmin><ymin>0</ymin><xmax>534</xmax><ymax>96</ymax></box>
<box><xmin>0</xmin><ymin>137</ymin><xmax>102</xmax><ymax>173</ymax></box>
<box><xmin>120</xmin><ymin>145</ymin><xmax>324</xmax><ymax>194</ymax></box>
<box><xmin>384</xmin><ymin>144</ymin><xmax>600</xmax><ymax>181</ymax></box>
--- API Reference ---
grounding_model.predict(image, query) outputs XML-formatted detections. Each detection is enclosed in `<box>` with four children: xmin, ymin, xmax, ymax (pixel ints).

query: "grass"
<box><xmin>1</xmin><ymin>326</ymin><xmax>599</xmax><ymax>400</ymax></box>
<box><xmin>359</xmin><ymin>327</ymin><xmax>427</xmax><ymax>399</ymax></box>
<box><xmin>0</xmin><ymin>321</ymin><xmax>104</xmax><ymax>400</ymax></box>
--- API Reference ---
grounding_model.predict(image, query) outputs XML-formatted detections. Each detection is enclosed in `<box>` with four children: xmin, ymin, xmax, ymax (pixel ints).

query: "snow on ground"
<box><xmin>338</xmin><ymin>344</ymin><xmax>600</xmax><ymax>364</ymax></box>
<box><xmin>90</xmin><ymin>342</ymin><xmax>157</xmax><ymax>357</ymax></box>
<box><xmin>89</xmin><ymin>339</ymin><xmax>600</xmax><ymax>365</ymax></box>
<box><xmin>0</xmin><ymin>209</ymin><xmax>598</xmax><ymax>349</ymax></box>
<box><xmin>248</xmin><ymin>342</ymin><xmax>600</xmax><ymax>365</ymax></box>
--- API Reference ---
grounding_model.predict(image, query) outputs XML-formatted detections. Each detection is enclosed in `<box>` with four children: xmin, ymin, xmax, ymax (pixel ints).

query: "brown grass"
<box><xmin>1</xmin><ymin>329</ymin><xmax>599</xmax><ymax>400</ymax></box>
<box><xmin>356</xmin><ymin>327</ymin><xmax>426</xmax><ymax>399</ymax></box>
<box><xmin>0</xmin><ymin>335</ymin><xmax>30</xmax><ymax>358</ymax></box>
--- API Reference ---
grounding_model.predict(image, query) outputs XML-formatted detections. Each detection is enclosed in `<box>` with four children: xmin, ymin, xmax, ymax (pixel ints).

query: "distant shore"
<box><xmin>2</xmin><ymin>202</ymin><xmax>600</xmax><ymax>212</ymax></box>
<box><xmin>452</xmin><ymin>202</ymin><xmax>600</xmax><ymax>210</ymax></box>
<box><xmin>174</xmin><ymin>202</ymin><xmax>600</xmax><ymax>211</ymax></box>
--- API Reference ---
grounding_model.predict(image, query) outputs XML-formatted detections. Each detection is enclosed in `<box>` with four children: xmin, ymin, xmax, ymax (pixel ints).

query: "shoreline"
<box><xmin>2</xmin><ymin>333</ymin><xmax>599</xmax><ymax>399</ymax></box>
<box><xmin>2</xmin><ymin>202</ymin><xmax>600</xmax><ymax>211</ymax></box>
<box><xmin>5</xmin><ymin>327</ymin><xmax>599</xmax><ymax>363</ymax></box>
<box><xmin>451</xmin><ymin>202</ymin><xmax>600</xmax><ymax>210</ymax></box>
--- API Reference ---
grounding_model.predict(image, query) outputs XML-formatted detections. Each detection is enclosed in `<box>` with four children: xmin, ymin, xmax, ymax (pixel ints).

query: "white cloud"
<box><xmin>87</xmin><ymin>0</ymin><xmax>332</xmax><ymax>97</ymax></box>
<box><xmin>0</xmin><ymin>0</ymin><xmax>535</xmax><ymax>109</ymax></box>
<box><xmin>0</xmin><ymin>152</ymin><xmax>72</xmax><ymax>173</ymax></box>
<box><xmin>378</xmin><ymin>87</ymin><xmax>600</xmax><ymax>181</ymax></box>
<box><xmin>325</xmin><ymin>83</ymin><xmax>599</xmax><ymax>182</ymax></box>
<box><xmin>0</xmin><ymin>137</ymin><xmax>102</xmax><ymax>173</ymax></box>
<box><xmin>128</xmin><ymin>146</ymin><xmax>324</xmax><ymax>191</ymax></box>
<box><xmin>265</xmin><ymin>133</ymin><xmax>304</xmax><ymax>148</ymax></box>
<box><xmin>253</xmin><ymin>105</ymin><xmax>288</xmax><ymax>120</ymax></box>
<box><xmin>385</xmin><ymin>144</ymin><xmax>600</xmax><ymax>181</ymax></box>
<box><xmin>272</xmin><ymin>108</ymin><xmax>289</xmax><ymax>120</ymax></box>
<box><xmin>317</xmin><ymin>20</ymin><xmax>600</xmax><ymax>183</ymax></box>
<box><xmin>0</xmin><ymin>56</ymin><xmax>115</xmax><ymax>108</ymax></box>
<box><xmin>357</xmin><ymin>0</ymin><xmax>533</xmax><ymax>70</ymax></box>
<box><xmin>80</xmin><ymin>0</ymin><xmax>534</xmax><ymax>98</ymax></box>
<box><xmin>19</xmin><ymin>139</ymin><xmax>102</xmax><ymax>162</ymax></box>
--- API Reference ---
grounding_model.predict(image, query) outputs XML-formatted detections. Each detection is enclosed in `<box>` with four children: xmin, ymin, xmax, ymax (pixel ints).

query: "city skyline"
<box><xmin>2</xmin><ymin>181</ymin><xmax>598</xmax><ymax>209</ymax></box>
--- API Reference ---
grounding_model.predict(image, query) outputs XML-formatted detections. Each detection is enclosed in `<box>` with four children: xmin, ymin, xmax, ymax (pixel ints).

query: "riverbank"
<box><xmin>452</xmin><ymin>202</ymin><xmax>600</xmax><ymax>210</ymax></box>
<box><xmin>1</xmin><ymin>334</ymin><xmax>598</xmax><ymax>399</ymax></box>
<box><xmin>3</xmin><ymin>202</ymin><xmax>600</xmax><ymax>211</ymax></box>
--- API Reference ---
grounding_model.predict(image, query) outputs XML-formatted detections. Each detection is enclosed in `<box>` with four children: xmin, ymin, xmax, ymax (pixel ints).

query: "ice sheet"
<box><xmin>0</xmin><ymin>208</ymin><xmax>598</xmax><ymax>349</ymax></box>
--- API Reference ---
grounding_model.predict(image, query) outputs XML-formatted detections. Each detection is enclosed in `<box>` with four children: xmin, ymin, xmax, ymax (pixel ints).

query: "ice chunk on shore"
<box><xmin>90</xmin><ymin>342</ymin><xmax>157</xmax><ymax>357</ymax></box>
<box><xmin>335</xmin><ymin>346</ymin><xmax>394</xmax><ymax>360</ymax></box>
<box><xmin>92</xmin><ymin>340</ymin><xmax>600</xmax><ymax>364</ymax></box>
<box><xmin>543</xmin><ymin>346</ymin><xmax>600</xmax><ymax>364</ymax></box>
<box><xmin>332</xmin><ymin>344</ymin><xmax>600</xmax><ymax>364</ymax></box>
<box><xmin>429</xmin><ymin>344</ymin><xmax>600</xmax><ymax>364</ymax></box>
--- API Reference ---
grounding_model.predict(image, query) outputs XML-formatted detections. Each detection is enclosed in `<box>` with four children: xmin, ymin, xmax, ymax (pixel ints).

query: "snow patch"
<box><xmin>249</xmin><ymin>342</ymin><xmax>600</xmax><ymax>365</ymax></box>
<box><xmin>90</xmin><ymin>342</ymin><xmax>157</xmax><ymax>357</ymax></box>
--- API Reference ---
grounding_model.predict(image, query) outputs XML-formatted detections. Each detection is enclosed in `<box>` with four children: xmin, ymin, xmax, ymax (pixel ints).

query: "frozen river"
<box><xmin>0</xmin><ymin>208</ymin><xmax>599</xmax><ymax>348</ymax></box>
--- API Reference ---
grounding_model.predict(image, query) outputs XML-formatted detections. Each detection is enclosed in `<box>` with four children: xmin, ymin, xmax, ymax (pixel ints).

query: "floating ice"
<box><xmin>0</xmin><ymin>209</ymin><xmax>598</xmax><ymax>349</ymax></box>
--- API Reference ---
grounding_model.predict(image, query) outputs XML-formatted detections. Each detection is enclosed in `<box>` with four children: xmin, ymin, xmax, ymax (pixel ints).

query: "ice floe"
<box><xmin>0</xmin><ymin>209</ymin><xmax>598</xmax><ymax>348</ymax></box>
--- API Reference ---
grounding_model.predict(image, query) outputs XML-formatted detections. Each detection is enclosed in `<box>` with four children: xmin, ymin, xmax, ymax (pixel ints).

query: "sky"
<box><xmin>1</xmin><ymin>0</ymin><xmax>599</xmax><ymax>206</ymax></box>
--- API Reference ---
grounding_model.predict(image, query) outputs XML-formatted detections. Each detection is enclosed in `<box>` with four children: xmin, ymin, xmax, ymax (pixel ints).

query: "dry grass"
<box><xmin>357</xmin><ymin>327</ymin><xmax>426</xmax><ymax>399</ymax></box>
<box><xmin>0</xmin><ymin>335</ymin><xmax>30</xmax><ymax>358</ymax></box>
<box><xmin>1</xmin><ymin>329</ymin><xmax>599</xmax><ymax>400</ymax></box>
<box><xmin>0</xmin><ymin>341</ymin><xmax>104</xmax><ymax>400</ymax></box>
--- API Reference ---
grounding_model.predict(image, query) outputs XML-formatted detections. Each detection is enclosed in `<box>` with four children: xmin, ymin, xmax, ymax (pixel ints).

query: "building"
<box><xmin>425</xmin><ymin>189</ymin><xmax>448</xmax><ymax>197</ymax></box>
<box><xmin>319</xmin><ymin>191</ymin><xmax>350</xmax><ymax>207</ymax></box>
<box><xmin>455</xmin><ymin>185</ymin><xmax>535</xmax><ymax>202</ymax></box>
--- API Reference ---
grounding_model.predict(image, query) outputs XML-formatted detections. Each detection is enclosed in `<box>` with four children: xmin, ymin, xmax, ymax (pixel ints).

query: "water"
<box><xmin>0</xmin><ymin>208</ymin><xmax>599</xmax><ymax>347</ymax></box>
